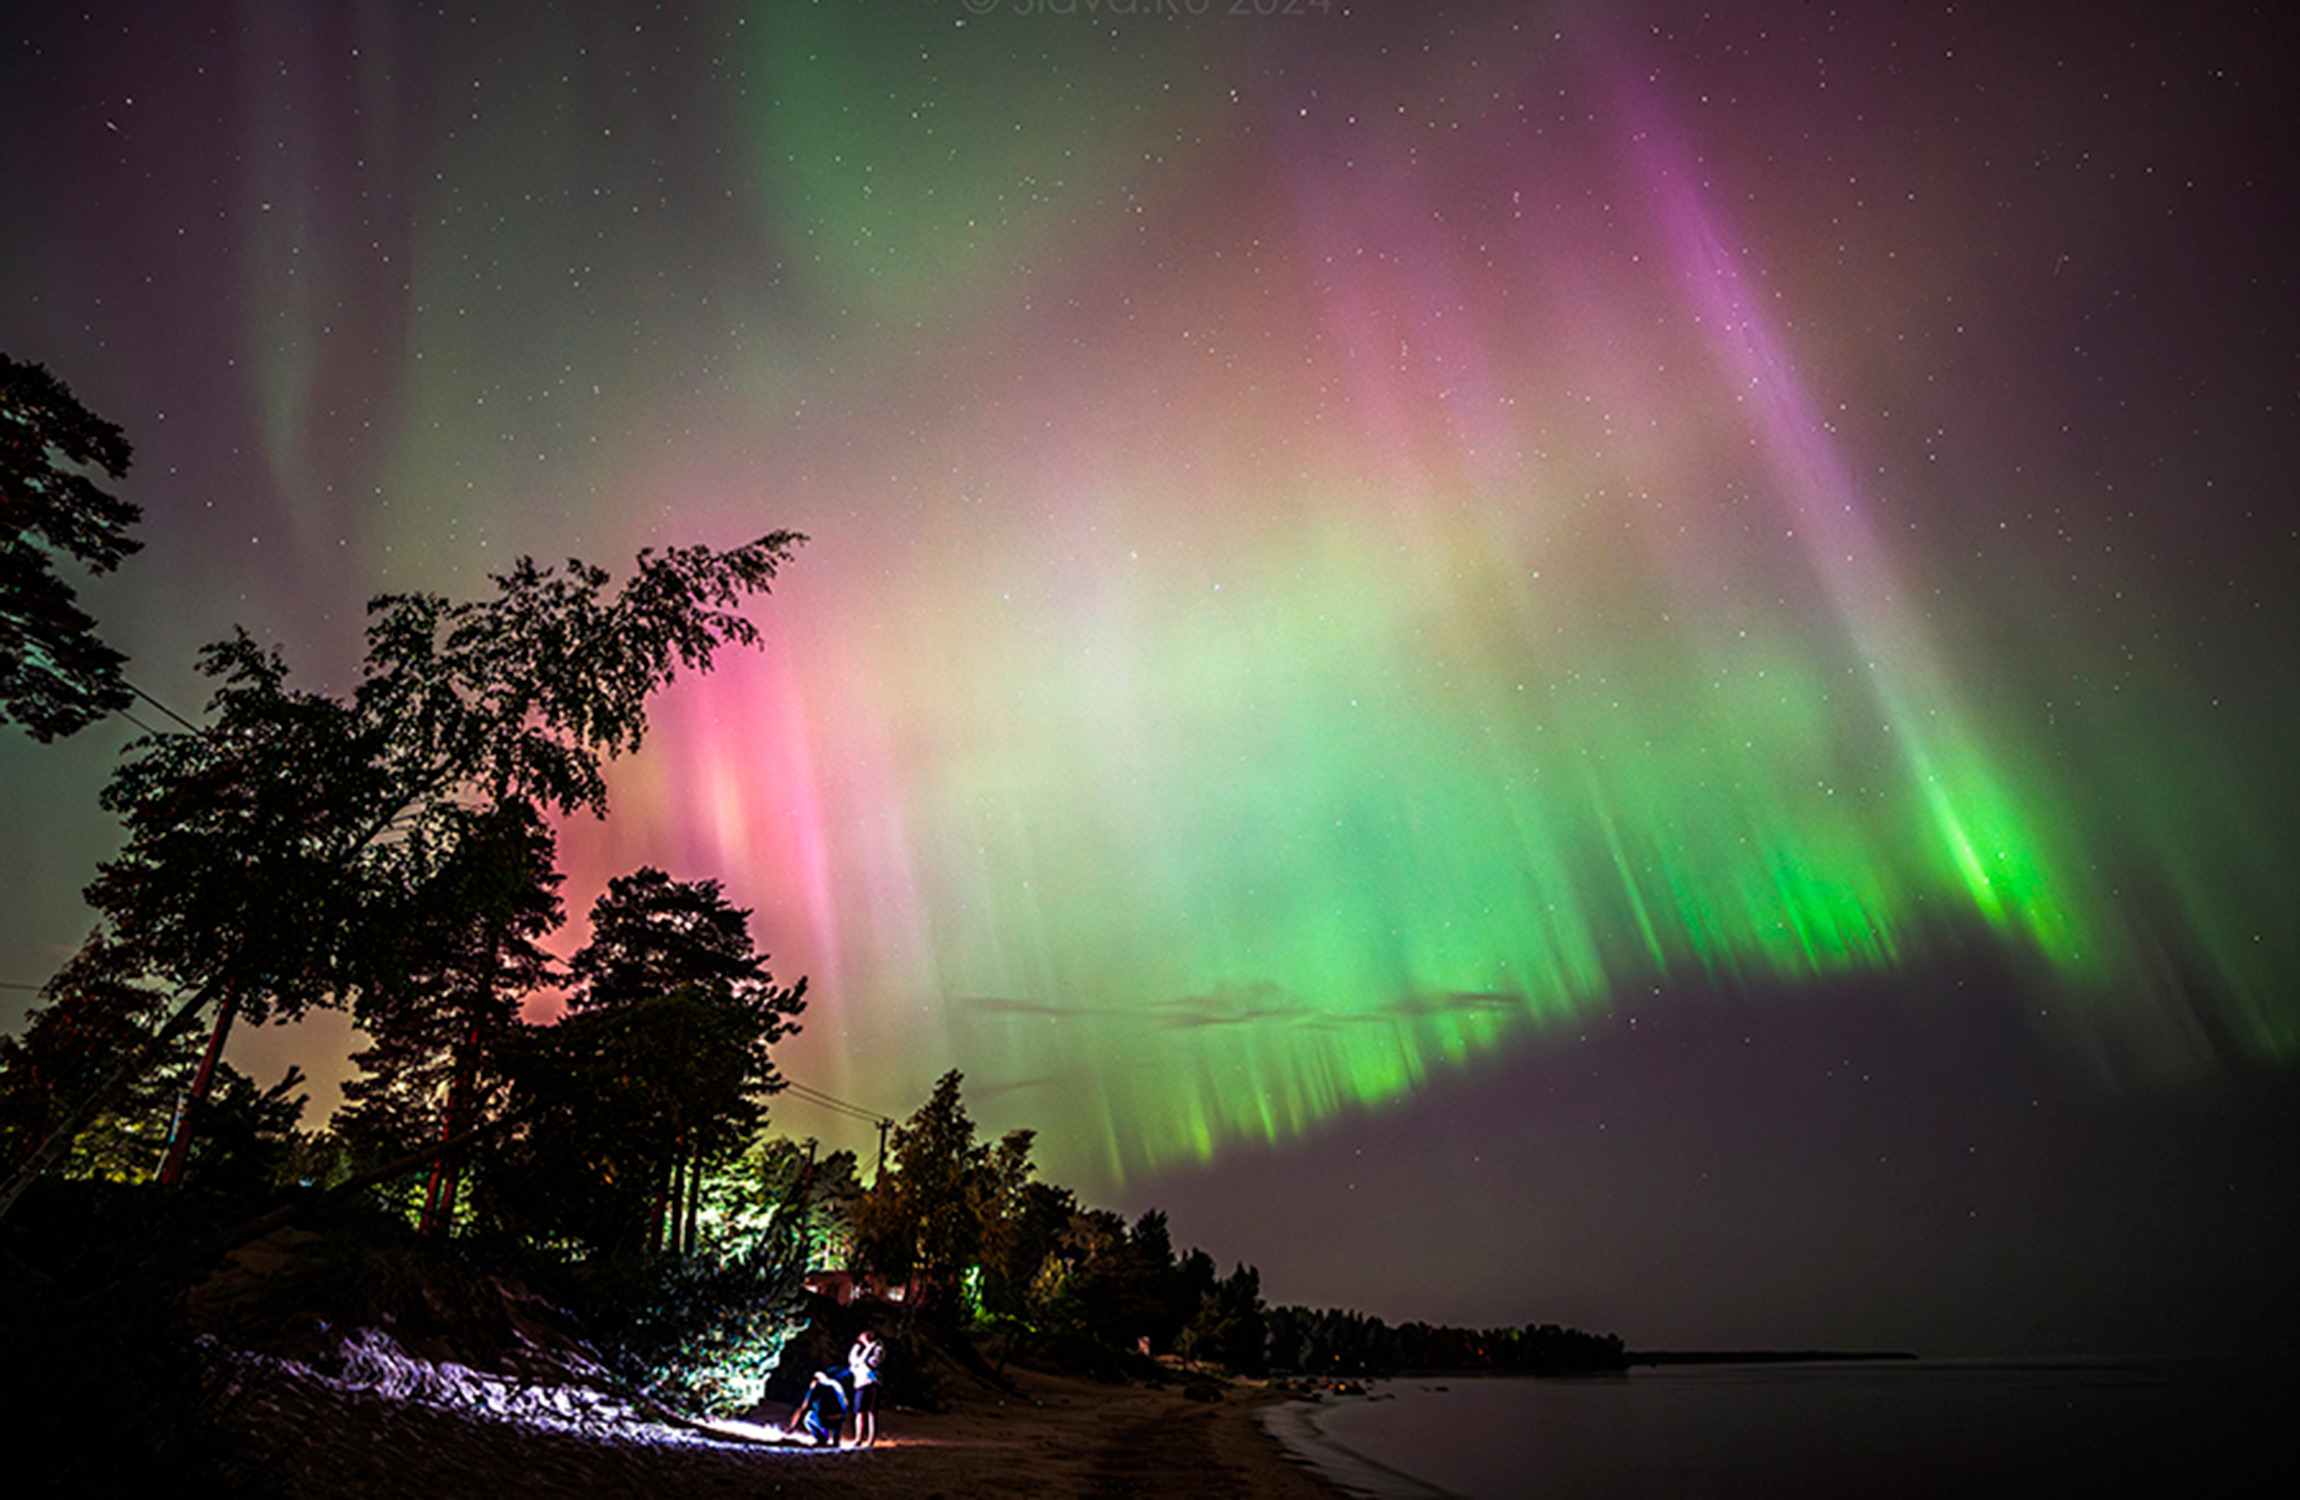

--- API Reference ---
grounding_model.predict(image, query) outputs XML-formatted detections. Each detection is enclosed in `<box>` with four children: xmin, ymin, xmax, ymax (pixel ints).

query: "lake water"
<box><xmin>1264</xmin><ymin>1357</ymin><xmax>2291</xmax><ymax>1499</ymax></box>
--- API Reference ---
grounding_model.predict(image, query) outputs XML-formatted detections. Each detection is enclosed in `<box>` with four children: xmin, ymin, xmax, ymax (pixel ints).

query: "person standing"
<box><xmin>847</xmin><ymin>1329</ymin><xmax>884</xmax><ymax>1448</ymax></box>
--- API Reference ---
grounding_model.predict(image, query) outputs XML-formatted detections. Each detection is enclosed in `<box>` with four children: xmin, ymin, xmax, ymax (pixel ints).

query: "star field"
<box><xmin>4</xmin><ymin>0</ymin><xmax>2297</xmax><ymax>1349</ymax></box>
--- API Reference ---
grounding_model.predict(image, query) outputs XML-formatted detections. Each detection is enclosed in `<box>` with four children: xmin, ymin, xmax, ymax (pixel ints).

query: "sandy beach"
<box><xmin>222</xmin><ymin>1359</ymin><xmax>1353</xmax><ymax>1499</ymax></box>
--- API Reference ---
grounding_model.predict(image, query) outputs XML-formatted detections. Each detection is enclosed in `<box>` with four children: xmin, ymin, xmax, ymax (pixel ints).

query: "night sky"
<box><xmin>5</xmin><ymin>0</ymin><xmax>2297</xmax><ymax>1356</ymax></box>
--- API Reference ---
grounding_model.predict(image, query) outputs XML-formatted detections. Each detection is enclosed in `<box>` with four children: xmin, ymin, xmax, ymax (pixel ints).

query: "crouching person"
<box><xmin>797</xmin><ymin>1368</ymin><xmax>850</xmax><ymax>1448</ymax></box>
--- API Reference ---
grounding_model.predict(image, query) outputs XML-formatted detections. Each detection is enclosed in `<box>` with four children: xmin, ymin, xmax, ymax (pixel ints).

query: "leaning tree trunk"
<box><xmin>0</xmin><ymin>982</ymin><xmax>220</xmax><ymax>1221</ymax></box>
<box><xmin>156</xmin><ymin>988</ymin><xmax>239</xmax><ymax>1188</ymax></box>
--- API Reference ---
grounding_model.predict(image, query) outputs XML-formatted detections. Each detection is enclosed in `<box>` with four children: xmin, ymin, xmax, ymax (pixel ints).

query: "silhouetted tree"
<box><xmin>980</xmin><ymin>1177</ymin><xmax>1077</xmax><ymax>1325</ymax></box>
<box><xmin>337</xmin><ymin>799</ymin><xmax>564</xmax><ymax>1233</ymax></box>
<box><xmin>561</xmin><ymin>869</ymin><xmax>806</xmax><ymax>1256</ymax></box>
<box><xmin>0</xmin><ymin>948</ymin><xmax>187</xmax><ymax>1180</ymax></box>
<box><xmin>0</xmin><ymin>947</ymin><xmax>305</xmax><ymax>1221</ymax></box>
<box><xmin>485</xmin><ymin>981</ymin><xmax>794</xmax><ymax>1259</ymax></box>
<box><xmin>851</xmin><ymin>1070</ymin><xmax>1036</xmax><ymax>1316</ymax></box>
<box><xmin>2</xmin><ymin>534</ymin><xmax>803</xmax><ymax>1218</ymax></box>
<box><xmin>87</xmin><ymin>642</ymin><xmax>396</xmax><ymax>1188</ymax></box>
<box><xmin>1256</xmin><ymin>1304</ymin><xmax>1625</xmax><ymax>1376</ymax></box>
<box><xmin>1060</xmin><ymin>1209</ymin><xmax>1169</xmax><ymax>1350</ymax></box>
<box><xmin>1171</xmin><ymin>1245</ymin><xmax>1219</xmax><ymax>1346</ymax></box>
<box><xmin>567</xmin><ymin>868</ymin><xmax>790</xmax><ymax>1011</ymax></box>
<box><xmin>714</xmin><ymin>1134</ymin><xmax>864</xmax><ymax>1269</ymax></box>
<box><xmin>0</xmin><ymin>352</ymin><xmax>139</xmax><ymax>741</ymax></box>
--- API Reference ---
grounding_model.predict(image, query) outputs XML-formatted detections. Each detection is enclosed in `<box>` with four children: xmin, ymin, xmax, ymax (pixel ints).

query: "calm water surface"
<box><xmin>1265</xmin><ymin>1357</ymin><xmax>2290</xmax><ymax>1499</ymax></box>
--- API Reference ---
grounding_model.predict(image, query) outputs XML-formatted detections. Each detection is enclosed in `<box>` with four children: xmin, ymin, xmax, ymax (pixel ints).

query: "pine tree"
<box><xmin>337</xmin><ymin>800</ymin><xmax>563</xmax><ymax>1233</ymax></box>
<box><xmin>0</xmin><ymin>352</ymin><xmax>139</xmax><ymax>741</ymax></box>
<box><xmin>487</xmin><ymin>871</ymin><xmax>805</xmax><ymax>1259</ymax></box>
<box><xmin>852</xmin><ymin>1070</ymin><xmax>1039</xmax><ymax>1316</ymax></box>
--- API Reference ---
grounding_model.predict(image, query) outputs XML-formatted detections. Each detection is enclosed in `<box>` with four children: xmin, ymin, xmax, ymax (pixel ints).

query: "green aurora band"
<box><xmin>611</xmin><ymin>17</ymin><xmax>2294</xmax><ymax>1180</ymax></box>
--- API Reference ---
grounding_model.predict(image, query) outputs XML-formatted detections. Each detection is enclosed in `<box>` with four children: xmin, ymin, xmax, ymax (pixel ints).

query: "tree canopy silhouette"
<box><xmin>492</xmin><ymin>870</ymin><xmax>807</xmax><ymax>1257</ymax></box>
<box><xmin>338</xmin><ymin>798</ymin><xmax>566</xmax><ymax>1233</ymax></box>
<box><xmin>2</xmin><ymin>534</ymin><xmax>804</xmax><ymax>1216</ymax></box>
<box><xmin>853</xmin><ymin>1069</ymin><xmax>1037</xmax><ymax>1315</ymax></box>
<box><xmin>0</xmin><ymin>352</ymin><xmax>139</xmax><ymax>741</ymax></box>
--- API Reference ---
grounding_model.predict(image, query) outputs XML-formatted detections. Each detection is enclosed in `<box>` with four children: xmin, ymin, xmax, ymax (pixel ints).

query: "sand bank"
<box><xmin>224</xmin><ymin>1359</ymin><xmax>1352</xmax><ymax>1499</ymax></box>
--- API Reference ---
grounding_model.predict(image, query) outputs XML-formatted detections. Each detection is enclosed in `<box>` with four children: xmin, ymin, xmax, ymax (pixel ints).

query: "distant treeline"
<box><xmin>1266</xmin><ymin>1305</ymin><xmax>1628</xmax><ymax>1375</ymax></box>
<box><xmin>1626</xmin><ymin>1349</ymin><xmax>1916</xmax><ymax>1366</ymax></box>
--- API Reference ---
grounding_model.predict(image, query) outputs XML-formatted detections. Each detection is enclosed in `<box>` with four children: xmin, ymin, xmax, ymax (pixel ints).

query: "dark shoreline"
<box><xmin>1625</xmin><ymin>1349</ymin><xmax>1919</xmax><ymax>1366</ymax></box>
<box><xmin>1272</xmin><ymin>1349</ymin><xmax>1919</xmax><ymax>1383</ymax></box>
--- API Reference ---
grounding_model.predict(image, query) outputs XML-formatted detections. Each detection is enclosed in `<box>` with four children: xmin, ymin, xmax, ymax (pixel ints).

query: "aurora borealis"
<box><xmin>5</xmin><ymin>1</ymin><xmax>2298</xmax><ymax>1350</ymax></box>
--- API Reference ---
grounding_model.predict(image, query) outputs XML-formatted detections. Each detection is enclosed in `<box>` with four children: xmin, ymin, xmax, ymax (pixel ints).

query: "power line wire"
<box><xmin>125</xmin><ymin>679</ymin><xmax>202</xmax><ymax>734</ymax></box>
<box><xmin>775</xmin><ymin>1078</ymin><xmax>896</xmax><ymax>1181</ymax></box>
<box><xmin>778</xmin><ymin>1078</ymin><xmax>892</xmax><ymax>1127</ymax></box>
